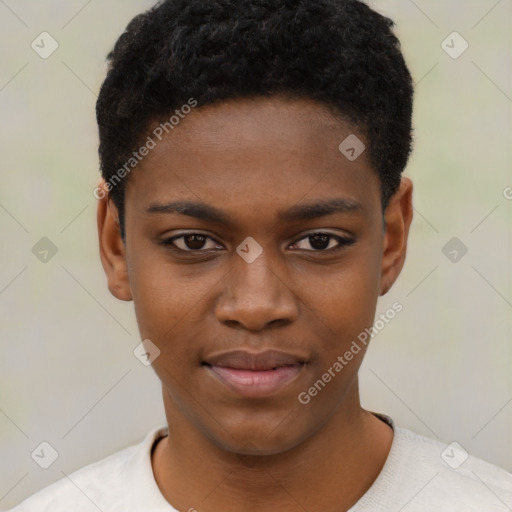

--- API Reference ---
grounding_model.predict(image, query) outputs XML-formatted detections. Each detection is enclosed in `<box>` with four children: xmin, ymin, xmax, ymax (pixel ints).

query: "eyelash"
<box><xmin>161</xmin><ymin>232</ymin><xmax>355</xmax><ymax>254</ymax></box>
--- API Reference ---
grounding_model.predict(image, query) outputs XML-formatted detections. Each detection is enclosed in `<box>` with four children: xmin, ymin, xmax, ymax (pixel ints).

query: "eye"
<box><xmin>161</xmin><ymin>231</ymin><xmax>354</xmax><ymax>254</ymax></box>
<box><xmin>290</xmin><ymin>232</ymin><xmax>354</xmax><ymax>252</ymax></box>
<box><xmin>162</xmin><ymin>233</ymin><xmax>222</xmax><ymax>252</ymax></box>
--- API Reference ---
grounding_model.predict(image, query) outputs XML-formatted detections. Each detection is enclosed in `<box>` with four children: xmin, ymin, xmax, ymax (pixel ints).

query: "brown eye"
<box><xmin>291</xmin><ymin>233</ymin><xmax>354</xmax><ymax>252</ymax></box>
<box><xmin>162</xmin><ymin>233</ymin><xmax>221</xmax><ymax>252</ymax></box>
<box><xmin>308</xmin><ymin>234</ymin><xmax>331</xmax><ymax>250</ymax></box>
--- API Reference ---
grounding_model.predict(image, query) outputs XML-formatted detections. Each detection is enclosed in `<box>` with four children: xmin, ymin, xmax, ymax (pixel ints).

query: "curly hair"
<box><xmin>96</xmin><ymin>0</ymin><xmax>414</xmax><ymax>239</ymax></box>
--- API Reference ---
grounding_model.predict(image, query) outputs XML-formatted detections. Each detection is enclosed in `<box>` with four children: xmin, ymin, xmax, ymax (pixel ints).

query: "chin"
<box><xmin>204</xmin><ymin>414</ymin><xmax>314</xmax><ymax>458</ymax></box>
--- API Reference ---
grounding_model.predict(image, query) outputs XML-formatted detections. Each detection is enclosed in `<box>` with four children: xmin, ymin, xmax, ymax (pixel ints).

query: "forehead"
<box><xmin>148</xmin><ymin>96</ymin><xmax>358</xmax><ymax>156</ymax></box>
<box><xmin>125</xmin><ymin>96</ymin><xmax>380</xmax><ymax>219</ymax></box>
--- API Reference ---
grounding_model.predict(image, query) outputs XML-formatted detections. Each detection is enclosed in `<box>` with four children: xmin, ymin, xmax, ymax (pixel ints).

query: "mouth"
<box><xmin>202</xmin><ymin>350</ymin><xmax>306</xmax><ymax>398</ymax></box>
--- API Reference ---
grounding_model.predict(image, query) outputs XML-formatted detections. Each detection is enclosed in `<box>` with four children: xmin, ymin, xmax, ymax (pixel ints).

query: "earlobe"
<box><xmin>96</xmin><ymin>180</ymin><xmax>133</xmax><ymax>301</ymax></box>
<box><xmin>379</xmin><ymin>177</ymin><xmax>413</xmax><ymax>296</ymax></box>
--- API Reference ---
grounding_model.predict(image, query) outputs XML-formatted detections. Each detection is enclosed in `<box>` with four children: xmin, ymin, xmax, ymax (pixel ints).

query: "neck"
<box><xmin>152</xmin><ymin>383</ymin><xmax>393</xmax><ymax>512</ymax></box>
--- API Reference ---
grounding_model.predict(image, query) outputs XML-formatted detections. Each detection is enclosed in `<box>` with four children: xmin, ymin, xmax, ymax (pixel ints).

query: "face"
<box><xmin>98</xmin><ymin>97</ymin><xmax>412</xmax><ymax>456</ymax></box>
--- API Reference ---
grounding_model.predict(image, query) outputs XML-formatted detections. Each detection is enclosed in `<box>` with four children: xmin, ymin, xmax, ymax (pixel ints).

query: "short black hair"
<box><xmin>96</xmin><ymin>0</ymin><xmax>414</xmax><ymax>239</ymax></box>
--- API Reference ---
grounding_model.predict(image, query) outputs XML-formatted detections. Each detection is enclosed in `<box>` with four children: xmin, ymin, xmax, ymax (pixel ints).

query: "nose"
<box><xmin>214</xmin><ymin>251</ymin><xmax>299</xmax><ymax>331</ymax></box>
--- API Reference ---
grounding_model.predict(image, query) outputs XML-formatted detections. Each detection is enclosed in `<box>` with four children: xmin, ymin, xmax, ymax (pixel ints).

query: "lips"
<box><xmin>204</xmin><ymin>349</ymin><xmax>306</xmax><ymax>371</ymax></box>
<box><xmin>203</xmin><ymin>350</ymin><xmax>306</xmax><ymax>397</ymax></box>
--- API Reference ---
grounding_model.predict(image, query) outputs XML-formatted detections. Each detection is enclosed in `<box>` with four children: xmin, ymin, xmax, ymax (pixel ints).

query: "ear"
<box><xmin>96</xmin><ymin>180</ymin><xmax>133</xmax><ymax>301</ymax></box>
<box><xmin>379</xmin><ymin>177</ymin><xmax>413</xmax><ymax>296</ymax></box>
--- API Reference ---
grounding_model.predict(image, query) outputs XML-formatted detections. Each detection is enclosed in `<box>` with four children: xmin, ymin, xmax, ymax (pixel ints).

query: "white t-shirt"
<box><xmin>6</xmin><ymin>415</ymin><xmax>512</xmax><ymax>511</ymax></box>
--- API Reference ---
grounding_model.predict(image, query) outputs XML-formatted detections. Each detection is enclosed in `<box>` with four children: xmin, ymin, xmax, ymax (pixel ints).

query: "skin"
<box><xmin>97</xmin><ymin>96</ymin><xmax>413</xmax><ymax>512</ymax></box>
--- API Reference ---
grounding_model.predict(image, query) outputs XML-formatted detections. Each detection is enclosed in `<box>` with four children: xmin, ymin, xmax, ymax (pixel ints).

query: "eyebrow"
<box><xmin>146</xmin><ymin>198</ymin><xmax>364</xmax><ymax>226</ymax></box>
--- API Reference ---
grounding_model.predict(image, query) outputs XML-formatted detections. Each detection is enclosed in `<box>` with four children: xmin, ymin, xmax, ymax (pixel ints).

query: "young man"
<box><xmin>8</xmin><ymin>0</ymin><xmax>512</xmax><ymax>510</ymax></box>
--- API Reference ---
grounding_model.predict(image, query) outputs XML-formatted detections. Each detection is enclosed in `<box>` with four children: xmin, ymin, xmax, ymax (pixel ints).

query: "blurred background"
<box><xmin>0</xmin><ymin>0</ymin><xmax>511</xmax><ymax>508</ymax></box>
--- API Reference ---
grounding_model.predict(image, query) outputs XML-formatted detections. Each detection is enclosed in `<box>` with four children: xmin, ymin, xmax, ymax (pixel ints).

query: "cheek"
<box><xmin>127</xmin><ymin>249</ymin><xmax>196</xmax><ymax>340</ymax></box>
<box><xmin>127</xmin><ymin>247</ymin><xmax>223</xmax><ymax>368</ymax></box>
<box><xmin>130</xmin><ymin>267</ymin><xmax>203</xmax><ymax>384</ymax></box>
<box><xmin>308</xmin><ymin>249</ymin><xmax>382</xmax><ymax>338</ymax></box>
<box><xmin>296</xmin><ymin>266</ymin><xmax>379</xmax><ymax>411</ymax></box>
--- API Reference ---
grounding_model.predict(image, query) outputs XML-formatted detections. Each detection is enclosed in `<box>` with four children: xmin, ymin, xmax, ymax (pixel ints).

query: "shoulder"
<box><xmin>390</xmin><ymin>427</ymin><xmax>512</xmax><ymax>511</ymax></box>
<box><xmin>6</xmin><ymin>427</ymin><xmax>167</xmax><ymax>512</ymax></box>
